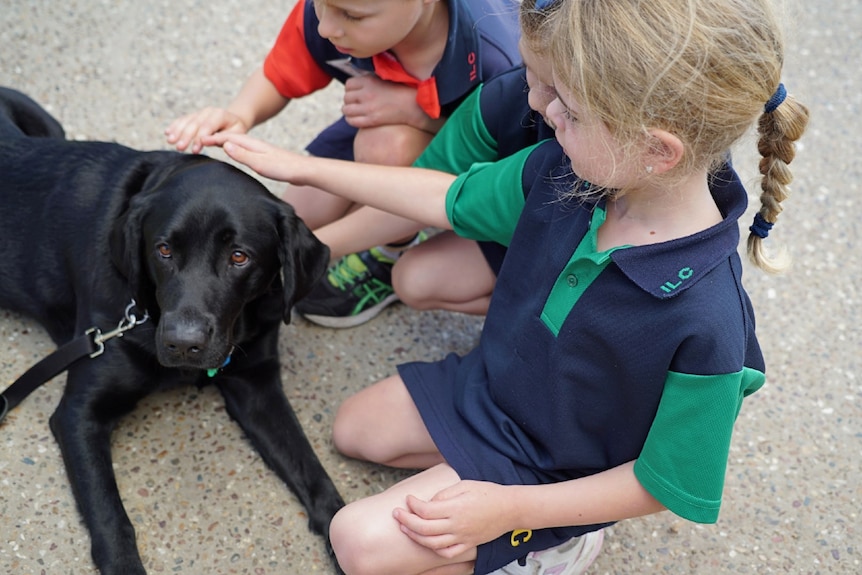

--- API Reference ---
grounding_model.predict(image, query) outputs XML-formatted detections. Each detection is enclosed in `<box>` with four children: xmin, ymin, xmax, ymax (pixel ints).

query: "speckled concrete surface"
<box><xmin>0</xmin><ymin>1</ymin><xmax>859</xmax><ymax>574</ymax></box>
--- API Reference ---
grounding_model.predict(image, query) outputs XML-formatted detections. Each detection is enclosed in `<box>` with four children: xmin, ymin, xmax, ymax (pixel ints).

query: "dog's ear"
<box><xmin>109</xmin><ymin>193</ymin><xmax>150</xmax><ymax>298</ymax></box>
<box><xmin>276</xmin><ymin>203</ymin><xmax>330</xmax><ymax>324</ymax></box>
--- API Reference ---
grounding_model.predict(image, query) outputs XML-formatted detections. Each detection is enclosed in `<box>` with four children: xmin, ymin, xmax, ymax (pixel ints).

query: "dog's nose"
<box><xmin>162</xmin><ymin>322</ymin><xmax>210</xmax><ymax>357</ymax></box>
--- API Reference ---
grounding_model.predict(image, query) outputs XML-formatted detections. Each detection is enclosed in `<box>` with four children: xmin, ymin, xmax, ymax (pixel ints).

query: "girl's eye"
<box><xmin>157</xmin><ymin>243</ymin><xmax>172</xmax><ymax>258</ymax></box>
<box><xmin>342</xmin><ymin>10</ymin><xmax>362</xmax><ymax>21</ymax></box>
<box><xmin>563</xmin><ymin>108</ymin><xmax>578</xmax><ymax>123</ymax></box>
<box><xmin>231</xmin><ymin>251</ymin><xmax>250</xmax><ymax>266</ymax></box>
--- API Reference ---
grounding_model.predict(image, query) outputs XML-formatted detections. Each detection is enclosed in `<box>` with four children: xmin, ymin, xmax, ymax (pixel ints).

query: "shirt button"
<box><xmin>566</xmin><ymin>274</ymin><xmax>578</xmax><ymax>287</ymax></box>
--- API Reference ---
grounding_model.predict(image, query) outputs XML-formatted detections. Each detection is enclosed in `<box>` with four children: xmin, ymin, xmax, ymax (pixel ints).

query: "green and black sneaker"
<box><xmin>295</xmin><ymin>247</ymin><xmax>400</xmax><ymax>328</ymax></box>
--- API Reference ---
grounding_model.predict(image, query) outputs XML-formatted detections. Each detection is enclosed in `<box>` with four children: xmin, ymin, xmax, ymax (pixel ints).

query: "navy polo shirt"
<box><xmin>399</xmin><ymin>141</ymin><xmax>766</xmax><ymax>574</ymax></box>
<box><xmin>265</xmin><ymin>0</ymin><xmax>521</xmax><ymax>160</ymax></box>
<box><xmin>413</xmin><ymin>65</ymin><xmax>555</xmax><ymax>272</ymax></box>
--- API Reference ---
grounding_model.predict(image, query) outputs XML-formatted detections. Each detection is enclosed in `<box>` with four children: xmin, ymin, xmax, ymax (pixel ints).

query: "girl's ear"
<box><xmin>644</xmin><ymin>128</ymin><xmax>685</xmax><ymax>175</ymax></box>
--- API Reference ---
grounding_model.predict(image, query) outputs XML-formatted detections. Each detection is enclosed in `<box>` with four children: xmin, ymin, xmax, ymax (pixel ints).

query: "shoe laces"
<box><xmin>327</xmin><ymin>254</ymin><xmax>369</xmax><ymax>290</ymax></box>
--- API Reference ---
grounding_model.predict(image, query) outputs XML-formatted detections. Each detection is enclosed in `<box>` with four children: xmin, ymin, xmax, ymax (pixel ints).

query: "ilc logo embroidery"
<box><xmin>660</xmin><ymin>267</ymin><xmax>694</xmax><ymax>294</ymax></box>
<box><xmin>467</xmin><ymin>52</ymin><xmax>477</xmax><ymax>82</ymax></box>
<box><xmin>510</xmin><ymin>529</ymin><xmax>532</xmax><ymax>547</ymax></box>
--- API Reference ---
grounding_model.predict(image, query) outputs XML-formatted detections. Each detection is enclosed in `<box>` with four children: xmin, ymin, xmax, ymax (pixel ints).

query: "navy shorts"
<box><xmin>398</xmin><ymin>353</ymin><xmax>612</xmax><ymax>574</ymax></box>
<box><xmin>305</xmin><ymin>115</ymin><xmax>356</xmax><ymax>161</ymax></box>
<box><xmin>478</xmin><ymin>240</ymin><xmax>506</xmax><ymax>276</ymax></box>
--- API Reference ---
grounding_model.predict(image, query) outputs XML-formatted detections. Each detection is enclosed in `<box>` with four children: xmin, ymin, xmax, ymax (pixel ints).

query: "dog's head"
<box><xmin>110</xmin><ymin>158</ymin><xmax>329</xmax><ymax>369</ymax></box>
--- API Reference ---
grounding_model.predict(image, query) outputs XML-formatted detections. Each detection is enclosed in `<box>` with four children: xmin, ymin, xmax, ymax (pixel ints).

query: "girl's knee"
<box><xmin>330</xmin><ymin>388</ymin><xmax>394</xmax><ymax>461</ymax></box>
<box><xmin>329</xmin><ymin>502</ymin><xmax>392</xmax><ymax>575</ymax></box>
<box><xmin>331</xmin><ymin>399</ymin><xmax>362</xmax><ymax>458</ymax></box>
<box><xmin>392</xmin><ymin>253</ymin><xmax>436</xmax><ymax>310</ymax></box>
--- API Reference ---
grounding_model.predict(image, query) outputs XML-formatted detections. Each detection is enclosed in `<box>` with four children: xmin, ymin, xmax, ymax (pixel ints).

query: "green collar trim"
<box><xmin>541</xmin><ymin>206</ymin><xmax>627</xmax><ymax>335</ymax></box>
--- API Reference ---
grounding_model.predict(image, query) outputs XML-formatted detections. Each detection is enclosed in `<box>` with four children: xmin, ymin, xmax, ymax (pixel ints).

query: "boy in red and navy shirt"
<box><xmin>166</xmin><ymin>0</ymin><xmax>520</xmax><ymax>228</ymax></box>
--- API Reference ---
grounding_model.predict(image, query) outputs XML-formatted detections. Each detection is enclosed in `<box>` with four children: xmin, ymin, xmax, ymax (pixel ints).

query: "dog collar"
<box><xmin>206</xmin><ymin>348</ymin><xmax>234</xmax><ymax>378</ymax></box>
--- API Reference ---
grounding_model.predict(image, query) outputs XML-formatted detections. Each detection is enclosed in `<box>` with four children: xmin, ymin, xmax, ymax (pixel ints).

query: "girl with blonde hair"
<box><xmin>204</xmin><ymin>0</ymin><xmax>809</xmax><ymax>573</ymax></box>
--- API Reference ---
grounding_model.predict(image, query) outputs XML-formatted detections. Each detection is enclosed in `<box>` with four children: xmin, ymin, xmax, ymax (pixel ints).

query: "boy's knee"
<box><xmin>354</xmin><ymin>125</ymin><xmax>431</xmax><ymax>166</ymax></box>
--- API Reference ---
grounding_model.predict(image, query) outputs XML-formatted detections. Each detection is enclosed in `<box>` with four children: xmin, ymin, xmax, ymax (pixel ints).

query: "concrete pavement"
<box><xmin>1</xmin><ymin>1</ymin><xmax>859</xmax><ymax>573</ymax></box>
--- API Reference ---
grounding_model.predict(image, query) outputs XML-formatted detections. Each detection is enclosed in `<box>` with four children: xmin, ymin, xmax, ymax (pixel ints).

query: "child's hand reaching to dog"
<box><xmin>203</xmin><ymin>131</ymin><xmax>455</xmax><ymax>230</ymax></box>
<box><xmin>166</xmin><ymin>107</ymin><xmax>249</xmax><ymax>154</ymax></box>
<box><xmin>202</xmin><ymin>132</ymin><xmax>304</xmax><ymax>183</ymax></box>
<box><xmin>167</xmin><ymin>67</ymin><xmax>288</xmax><ymax>154</ymax></box>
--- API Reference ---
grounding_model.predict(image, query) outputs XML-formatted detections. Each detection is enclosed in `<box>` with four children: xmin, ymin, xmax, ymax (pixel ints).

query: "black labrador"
<box><xmin>0</xmin><ymin>87</ymin><xmax>344</xmax><ymax>575</ymax></box>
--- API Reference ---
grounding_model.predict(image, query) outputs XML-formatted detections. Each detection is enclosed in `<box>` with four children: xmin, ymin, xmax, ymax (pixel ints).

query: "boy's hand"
<box><xmin>201</xmin><ymin>132</ymin><xmax>301</xmax><ymax>182</ymax></box>
<box><xmin>342</xmin><ymin>75</ymin><xmax>431</xmax><ymax>131</ymax></box>
<box><xmin>165</xmin><ymin>108</ymin><xmax>249</xmax><ymax>154</ymax></box>
<box><xmin>393</xmin><ymin>480</ymin><xmax>513</xmax><ymax>559</ymax></box>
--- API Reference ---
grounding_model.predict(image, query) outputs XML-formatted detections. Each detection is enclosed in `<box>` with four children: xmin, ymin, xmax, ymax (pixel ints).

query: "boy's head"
<box><xmin>518</xmin><ymin>0</ymin><xmax>562</xmax><ymax>117</ymax></box>
<box><xmin>313</xmin><ymin>0</ymin><xmax>439</xmax><ymax>59</ymax></box>
<box><xmin>519</xmin><ymin>0</ymin><xmax>560</xmax><ymax>55</ymax></box>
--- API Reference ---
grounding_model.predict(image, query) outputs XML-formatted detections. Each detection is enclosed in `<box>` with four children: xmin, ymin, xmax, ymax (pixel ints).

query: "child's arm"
<box><xmin>204</xmin><ymin>132</ymin><xmax>456</xmax><ymax>229</ymax></box>
<box><xmin>166</xmin><ymin>67</ymin><xmax>289</xmax><ymax>154</ymax></box>
<box><xmin>393</xmin><ymin>461</ymin><xmax>664</xmax><ymax>558</ymax></box>
<box><xmin>316</xmin><ymin>80</ymin><xmax>504</xmax><ymax>257</ymax></box>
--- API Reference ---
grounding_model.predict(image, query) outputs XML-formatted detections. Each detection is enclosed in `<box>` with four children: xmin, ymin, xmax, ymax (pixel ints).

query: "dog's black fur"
<box><xmin>0</xmin><ymin>87</ymin><xmax>344</xmax><ymax>575</ymax></box>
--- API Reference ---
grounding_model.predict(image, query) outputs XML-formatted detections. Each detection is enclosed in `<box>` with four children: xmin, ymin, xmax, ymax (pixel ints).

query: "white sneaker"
<box><xmin>496</xmin><ymin>529</ymin><xmax>604</xmax><ymax>575</ymax></box>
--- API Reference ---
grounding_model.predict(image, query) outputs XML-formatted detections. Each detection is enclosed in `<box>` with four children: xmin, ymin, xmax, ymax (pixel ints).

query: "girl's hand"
<box><xmin>393</xmin><ymin>480</ymin><xmax>514</xmax><ymax>559</ymax></box>
<box><xmin>342</xmin><ymin>75</ymin><xmax>431</xmax><ymax>131</ymax></box>
<box><xmin>165</xmin><ymin>107</ymin><xmax>248</xmax><ymax>154</ymax></box>
<box><xmin>201</xmin><ymin>132</ymin><xmax>302</xmax><ymax>182</ymax></box>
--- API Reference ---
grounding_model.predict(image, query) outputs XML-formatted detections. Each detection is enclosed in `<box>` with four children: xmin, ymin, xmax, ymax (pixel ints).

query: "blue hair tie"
<box><xmin>749</xmin><ymin>213</ymin><xmax>774</xmax><ymax>239</ymax></box>
<box><xmin>764</xmin><ymin>83</ymin><xmax>786</xmax><ymax>113</ymax></box>
<box><xmin>535</xmin><ymin>0</ymin><xmax>560</xmax><ymax>10</ymax></box>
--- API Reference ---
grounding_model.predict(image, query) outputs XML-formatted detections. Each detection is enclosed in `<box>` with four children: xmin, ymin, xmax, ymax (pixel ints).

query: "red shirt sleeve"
<box><xmin>263</xmin><ymin>0</ymin><xmax>333</xmax><ymax>99</ymax></box>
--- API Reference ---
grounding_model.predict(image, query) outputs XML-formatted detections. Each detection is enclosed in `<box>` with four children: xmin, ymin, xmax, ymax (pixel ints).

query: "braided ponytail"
<box><xmin>747</xmin><ymin>89</ymin><xmax>810</xmax><ymax>273</ymax></box>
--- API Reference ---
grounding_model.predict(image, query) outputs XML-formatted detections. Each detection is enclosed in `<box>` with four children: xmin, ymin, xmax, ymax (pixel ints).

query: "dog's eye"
<box><xmin>157</xmin><ymin>243</ymin><xmax>172</xmax><ymax>258</ymax></box>
<box><xmin>231</xmin><ymin>251</ymin><xmax>249</xmax><ymax>266</ymax></box>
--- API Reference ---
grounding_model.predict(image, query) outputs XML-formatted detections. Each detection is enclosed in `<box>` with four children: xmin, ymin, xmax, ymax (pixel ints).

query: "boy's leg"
<box><xmin>393</xmin><ymin>232</ymin><xmax>496</xmax><ymax>315</ymax></box>
<box><xmin>285</xmin><ymin>116</ymin><xmax>360</xmax><ymax>229</ymax></box>
<box><xmin>280</xmin><ymin>182</ymin><xmax>354</xmax><ymax>230</ymax></box>
<box><xmin>329</xmin><ymin>463</ymin><xmax>476</xmax><ymax>575</ymax></box>
<box><xmin>293</xmin><ymin>233</ymin><xmax>424</xmax><ymax>328</ymax></box>
<box><xmin>280</xmin><ymin>120</ymin><xmax>433</xmax><ymax>230</ymax></box>
<box><xmin>292</xmin><ymin>124</ymin><xmax>436</xmax><ymax>326</ymax></box>
<box><xmin>316</xmin><ymin>205</ymin><xmax>426</xmax><ymax>260</ymax></box>
<box><xmin>353</xmin><ymin>123</ymin><xmax>434</xmax><ymax>168</ymax></box>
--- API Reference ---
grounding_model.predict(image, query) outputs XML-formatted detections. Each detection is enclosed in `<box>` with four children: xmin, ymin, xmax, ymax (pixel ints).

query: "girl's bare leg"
<box><xmin>329</xmin><ymin>463</ymin><xmax>476</xmax><ymax>575</ymax></box>
<box><xmin>333</xmin><ymin>373</ymin><xmax>444</xmax><ymax>469</ymax></box>
<box><xmin>393</xmin><ymin>231</ymin><xmax>496</xmax><ymax>315</ymax></box>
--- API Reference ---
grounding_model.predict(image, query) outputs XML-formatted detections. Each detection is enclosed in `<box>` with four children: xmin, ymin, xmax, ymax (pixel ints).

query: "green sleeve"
<box><xmin>634</xmin><ymin>367</ymin><xmax>765</xmax><ymax>523</ymax></box>
<box><xmin>444</xmin><ymin>144</ymin><xmax>540</xmax><ymax>247</ymax></box>
<box><xmin>413</xmin><ymin>85</ymin><xmax>498</xmax><ymax>174</ymax></box>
